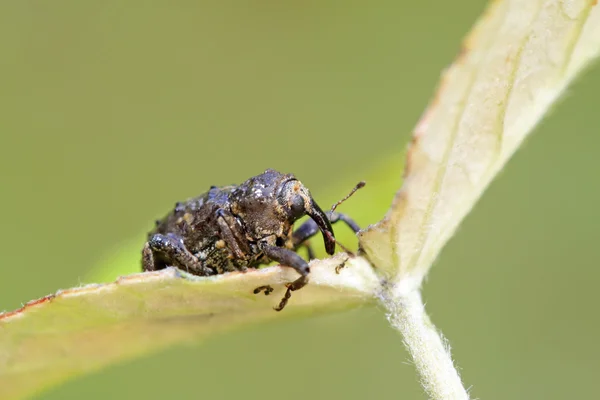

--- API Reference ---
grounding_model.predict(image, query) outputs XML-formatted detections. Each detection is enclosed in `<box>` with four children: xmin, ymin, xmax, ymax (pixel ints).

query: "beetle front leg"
<box><xmin>328</xmin><ymin>211</ymin><xmax>360</xmax><ymax>233</ymax></box>
<box><xmin>261</xmin><ymin>245</ymin><xmax>310</xmax><ymax>311</ymax></box>
<box><xmin>216</xmin><ymin>209</ymin><xmax>250</xmax><ymax>259</ymax></box>
<box><xmin>143</xmin><ymin>233</ymin><xmax>214</xmax><ymax>276</ymax></box>
<box><xmin>302</xmin><ymin>241</ymin><xmax>316</xmax><ymax>260</ymax></box>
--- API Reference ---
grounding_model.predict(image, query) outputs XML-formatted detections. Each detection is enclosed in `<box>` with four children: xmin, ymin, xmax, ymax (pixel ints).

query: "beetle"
<box><xmin>142</xmin><ymin>169</ymin><xmax>362</xmax><ymax>311</ymax></box>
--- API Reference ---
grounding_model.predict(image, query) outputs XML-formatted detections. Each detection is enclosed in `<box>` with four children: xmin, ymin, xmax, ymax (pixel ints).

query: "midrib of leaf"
<box><xmin>560</xmin><ymin>1</ymin><xmax>594</xmax><ymax>77</ymax></box>
<box><xmin>424</xmin><ymin>11</ymin><xmax>530</xmax><ymax>261</ymax></box>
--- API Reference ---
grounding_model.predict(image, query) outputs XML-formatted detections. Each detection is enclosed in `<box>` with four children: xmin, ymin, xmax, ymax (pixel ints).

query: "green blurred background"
<box><xmin>2</xmin><ymin>1</ymin><xmax>599</xmax><ymax>399</ymax></box>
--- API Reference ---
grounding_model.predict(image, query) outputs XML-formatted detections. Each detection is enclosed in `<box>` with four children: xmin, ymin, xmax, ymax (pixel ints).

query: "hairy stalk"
<box><xmin>381</xmin><ymin>289</ymin><xmax>469</xmax><ymax>400</ymax></box>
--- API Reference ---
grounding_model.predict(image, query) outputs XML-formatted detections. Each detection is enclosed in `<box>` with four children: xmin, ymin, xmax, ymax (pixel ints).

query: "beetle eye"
<box><xmin>290</xmin><ymin>194</ymin><xmax>305</xmax><ymax>218</ymax></box>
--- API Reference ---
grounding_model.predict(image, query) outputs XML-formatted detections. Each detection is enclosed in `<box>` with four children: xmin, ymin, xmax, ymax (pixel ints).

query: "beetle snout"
<box><xmin>306</xmin><ymin>200</ymin><xmax>335</xmax><ymax>255</ymax></box>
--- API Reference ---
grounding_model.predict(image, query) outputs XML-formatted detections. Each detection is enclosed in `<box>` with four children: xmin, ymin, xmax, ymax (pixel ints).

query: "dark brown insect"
<box><xmin>142</xmin><ymin>169</ymin><xmax>363</xmax><ymax>310</ymax></box>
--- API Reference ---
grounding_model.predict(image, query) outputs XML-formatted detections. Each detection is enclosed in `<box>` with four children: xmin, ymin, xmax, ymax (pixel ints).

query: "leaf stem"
<box><xmin>381</xmin><ymin>288</ymin><xmax>469</xmax><ymax>400</ymax></box>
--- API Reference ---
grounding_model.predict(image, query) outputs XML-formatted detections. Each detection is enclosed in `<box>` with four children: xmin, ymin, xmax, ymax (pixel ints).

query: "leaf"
<box><xmin>0</xmin><ymin>255</ymin><xmax>378</xmax><ymax>400</ymax></box>
<box><xmin>359</xmin><ymin>0</ymin><xmax>600</xmax><ymax>288</ymax></box>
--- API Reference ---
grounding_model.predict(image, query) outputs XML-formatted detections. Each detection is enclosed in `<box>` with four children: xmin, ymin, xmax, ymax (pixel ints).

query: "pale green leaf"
<box><xmin>0</xmin><ymin>255</ymin><xmax>378</xmax><ymax>399</ymax></box>
<box><xmin>360</xmin><ymin>0</ymin><xmax>600</xmax><ymax>289</ymax></box>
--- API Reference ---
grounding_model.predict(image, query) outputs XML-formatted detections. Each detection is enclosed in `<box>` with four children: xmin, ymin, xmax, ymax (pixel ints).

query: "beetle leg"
<box><xmin>260</xmin><ymin>245</ymin><xmax>310</xmax><ymax>311</ymax></box>
<box><xmin>302</xmin><ymin>241</ymin><xmax>316</xmax><ymax>260</ymax></box>
<box><xmin>143</xmin><ymin>233</ymin><xmax>214</xmax><ymax>276</ymax></box>
<box><xmin>292</xmin><ymin>211</ymin><xmax>360</xmax><ymax>250</ymax></box>
<box><xmin>216</xmin><ymin>209</ymin><xmax>250</xmax><ymax>259</ymax></box>
<box><xmin>253</xmin><ymin>285</ymin><xmax>274</xmax><ymax>296</ymax></box>
<box><xmin>328</xmin><ymin>211</ymin><xmax>361</xmax><ymax>233</ymax></box>
<box><xmin>292</xmin><ymin>220</ymin><xmax>320</xmax><ymax>249</ymax></box>
<box><xmin>142</xmin><ymin>242</ymin><xmax>157</xmax><ymax>271</ymax></box>
<box><xmin>291</xmin><ymin>222</ymin><xmax>317</xmax><ymax>259</ymax></box>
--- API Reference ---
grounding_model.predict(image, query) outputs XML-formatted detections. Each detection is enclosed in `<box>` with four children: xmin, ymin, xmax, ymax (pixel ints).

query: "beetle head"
<box><xmin>277</xmin><ymin>177</ymin><xmax>335</xmax><ymax>255</ymax></box>
<box><xmin>231</xmin><ymin>169</ymin><xmax>335</xmax><ymax>254</ymax></box>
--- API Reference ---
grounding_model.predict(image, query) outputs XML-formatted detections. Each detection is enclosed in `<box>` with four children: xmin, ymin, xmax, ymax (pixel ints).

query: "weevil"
<box><xmin>142</xmin><ymin>169</ymin><xmax>363</xmax><ymax>311</ymax></box>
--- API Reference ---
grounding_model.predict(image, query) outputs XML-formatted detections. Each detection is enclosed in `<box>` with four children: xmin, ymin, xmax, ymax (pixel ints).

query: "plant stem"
<box><xmin>381</xmin><ymin>288</ymin><xmax>470</xmax><ymax>400</ymax></box>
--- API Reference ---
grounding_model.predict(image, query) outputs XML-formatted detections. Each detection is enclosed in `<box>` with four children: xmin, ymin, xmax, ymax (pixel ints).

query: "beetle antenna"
<box><xmin>330</xmin><ymin>181</ymin><xmax>366</xmax><ymax>213</ymax></box>
<box><xmin>326</xmin><ymin>181</ymin><xmax>365</xmax><ymax>257</ymax></box>
<box><xmin>334</xmin><ymin>238</ymin><xmax>355</xmax><ymax>256</ymax></box>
